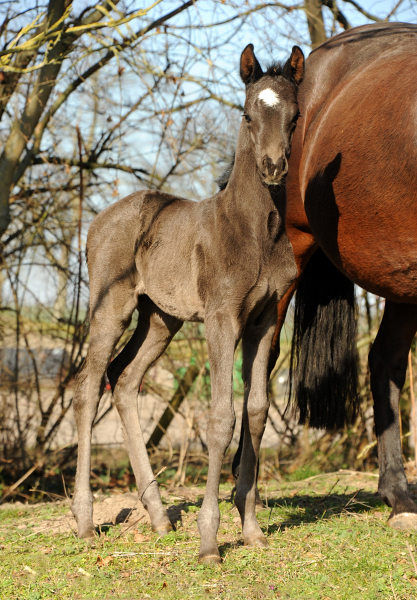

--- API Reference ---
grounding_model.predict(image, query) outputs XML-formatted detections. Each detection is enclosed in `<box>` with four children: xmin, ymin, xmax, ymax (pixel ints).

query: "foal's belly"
<box><xmin>137</xmin><ymin>269</ymin><xmax>205</xmax><ymax>322</ymax></box>
<box><xmin>300</xmin><ymin>53</ymin><xmax>417</xmax><ymax>303</ymax></box>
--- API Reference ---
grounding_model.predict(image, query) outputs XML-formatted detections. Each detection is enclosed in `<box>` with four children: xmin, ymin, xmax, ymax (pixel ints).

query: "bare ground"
<box><xmin>4</xmin><ymin>465</ymin><xmax>417</xmax><ymax>542</ymax></box>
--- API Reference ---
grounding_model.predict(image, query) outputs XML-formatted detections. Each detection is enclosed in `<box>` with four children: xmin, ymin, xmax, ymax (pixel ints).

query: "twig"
<box><xmin>407</xmin><ymin>541</ymin><xmax>417</xmax><ymax>575</ymax></box>
<box><xmin>0</xmin><ymin>443</ymin><xmax>72</xmax><ymax>504</ymax></box>
<box><xmin>390</xmin><ymin>574</ymin><xmax>397</xmax><ymax>600</ymax></box>
<box><xmin>0</xmin><ymin>460</ymin><xmax>43</xmax><ymax>503</ymax></box>
<box><xmin>28</xmin><ymin>489</ymin><xmax>66</xmax><ymax>501</ymax></box>
<box><xmin>338</xmin><ymin>469</ymin><xmax>379</xmax><ymax>477</ymax></box>
<box><xmin>61</xmin><ymin>471</ymin><xmax>69</xmax><ymax>500</ymax></box>
<box><xmin>342</xmin><ymin>488</ymin><xmax>363</xmax><ymax>511</ymax></box>
<box><xmin>325</xmin><ymin>479</ymin><xmax>340</xmax><ymax>498</ymax></box>
<box><xmin>266</xmin><ymin>506</ymin><xmax>273</xmax><ymax>534</ymax></box>
<box><xmin>155</xmin><ymin>466</ymin><xmax>168</xmax><ymax>478</ymax></box>
<box><xmin>384</xmin><ymin>0</ymin><xmax>404</xmax><ymax>20</ymax></box>
<box><xmin>113</xmin><ymin>514</ymin><xmax>146</xmax><ymax>542</ymax></box>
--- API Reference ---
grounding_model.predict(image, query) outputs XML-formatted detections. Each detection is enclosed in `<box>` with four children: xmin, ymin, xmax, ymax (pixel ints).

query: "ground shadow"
<box><xmin>92</xmin><ymin>485</ymin><xmax>398</xmax><ymax>541</ymax></box>
<box><xmin>261</xmin><ymin>489</ymin><xmax>386</xmax><ymax>534</ymax></box>
<box><xmin>166</xmin><ymin>498</ymin><xmax>203</xmax><ymax>528</ymax></box>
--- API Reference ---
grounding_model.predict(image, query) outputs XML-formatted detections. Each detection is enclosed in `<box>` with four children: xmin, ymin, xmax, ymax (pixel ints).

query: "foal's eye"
<box><xmin>243</xmin><ymin>113</ymin><xmax>251</xmax><ymax>123</ymax></box>
<box><xmin>292</xmin><ymin>112</ymin><xmax>301</xmax><ymax>124</ymax></box>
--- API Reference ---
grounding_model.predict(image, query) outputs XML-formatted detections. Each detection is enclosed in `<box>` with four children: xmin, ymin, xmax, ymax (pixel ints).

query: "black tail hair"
<box><xmin>288</xmin><ymin>248</ymin><xmax>360</xmax><ymax>429</ymax></box>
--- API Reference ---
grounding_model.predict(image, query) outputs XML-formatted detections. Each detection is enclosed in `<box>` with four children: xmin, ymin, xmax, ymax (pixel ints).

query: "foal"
<box><xmin>72</xmin><ymin>44</ymin><xmax>304</xmax><ymax>563</ymax></box>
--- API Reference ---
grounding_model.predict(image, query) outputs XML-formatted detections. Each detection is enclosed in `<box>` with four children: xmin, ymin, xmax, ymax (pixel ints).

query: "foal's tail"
<box><xmin>288</xmin><ymin>248</ymin><xmax>360</xmax><ymax>429</ymax></box>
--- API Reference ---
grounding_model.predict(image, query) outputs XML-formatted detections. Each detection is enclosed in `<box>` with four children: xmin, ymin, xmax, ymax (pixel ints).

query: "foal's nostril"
<box><xmin>262</xmin><ymin>155</ymin><xmax>272</xmax><ymax>174</ymax></box>
<box><xmin>261</xmin><ymin>155</ymin><xmax>288</xmax><ymax>180</ymax></box>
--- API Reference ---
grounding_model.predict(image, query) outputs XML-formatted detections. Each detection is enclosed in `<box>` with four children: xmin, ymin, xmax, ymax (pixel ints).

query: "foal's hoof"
<box><xmin>78</xmin><ymin>525</ymin><xmax>97</xmax><ymax>541</ymax></box>
<box><xmin>244</xmin><ymin>535</ymin><xmax>269</xmax><ymax>548</ymax></box>
<box><xmin>153</xmin><ymin>522</ymin><xmax>173</xmax><ymax>537</ymax></box>
<box><xmin>388</xmin><ymin>512</ymin><xmax>417</xmax><ymax>531</ymax></box>
<box><xmin>198</xmin><ymin>553</ymin><xmax>221</xmax><ymax>565</ymax></box>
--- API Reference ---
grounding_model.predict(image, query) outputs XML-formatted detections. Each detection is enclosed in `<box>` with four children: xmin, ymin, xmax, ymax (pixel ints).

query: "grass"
<box><xmin>1</xmin><ymin>473</ymin><xmax>417</xmax><ymax>599</ymax></box>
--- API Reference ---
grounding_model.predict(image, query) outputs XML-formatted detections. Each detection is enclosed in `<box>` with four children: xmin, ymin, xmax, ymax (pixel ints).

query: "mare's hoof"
<box><xmin>153</xmin><ymin>522</ymin><xmax>173</xmax><ymax>537</ymax></box>
<box><xmin>198</xmin><ymin>553</ymin><xmax>221</xmax><ymax>565</ymax></box>
<box><xmin>245</xmin><ymin>535</ymin><xmax>268</xmax><ymax>548</ymax></box>
<box><xmin>388</xmin><ymin>512</ymin><xmax>417</xmax><ymax>531</ymax></box>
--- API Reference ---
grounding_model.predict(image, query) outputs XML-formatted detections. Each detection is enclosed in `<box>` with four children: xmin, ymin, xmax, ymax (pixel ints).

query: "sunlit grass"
<box><xmin>2</xmin><ymin>475</ymin><xmax>417</xmax><ymax>599</ymax></box>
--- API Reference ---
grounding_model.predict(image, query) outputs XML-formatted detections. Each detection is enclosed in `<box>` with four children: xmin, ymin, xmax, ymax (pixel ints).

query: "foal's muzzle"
<box><xmin>260</xmin><ymin>154</ymin><xmax>288</xmax><ymax>186</ymax></box>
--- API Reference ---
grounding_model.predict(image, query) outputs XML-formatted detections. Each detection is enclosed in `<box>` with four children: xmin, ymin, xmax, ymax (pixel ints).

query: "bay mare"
<box><xmin>233</xmin><ymin>22</ymin><xmax>417</xmax><ymax>531</ymax></box>
<box><xmin>71</xmin><ymin>44</ymin><xmax>304</xmax><ymax>563</ymax></box>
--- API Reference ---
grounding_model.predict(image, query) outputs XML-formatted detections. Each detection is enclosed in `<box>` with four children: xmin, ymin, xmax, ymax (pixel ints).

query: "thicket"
<box><xmin>0</xmin><ymin>0</ymin><xmax>415</xmax><ymax>502</ymax></box>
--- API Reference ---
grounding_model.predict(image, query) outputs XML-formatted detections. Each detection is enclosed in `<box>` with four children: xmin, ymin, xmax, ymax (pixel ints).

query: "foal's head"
<box><xmin>240</xmin><ymin>44</ymin><xmax>304</xmax><ymax>186</ymax></box>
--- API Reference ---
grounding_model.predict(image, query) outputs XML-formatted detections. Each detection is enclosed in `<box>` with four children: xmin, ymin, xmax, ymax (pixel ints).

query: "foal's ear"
<box><xmin>240</xmin><ymin>44</ymin><xmax>264</xmax><ymax>86</ymax></box>
<box><xmin>282</xmin><ymin>45</ymin><xmax>305</xmax><ymax>86</ymax></box>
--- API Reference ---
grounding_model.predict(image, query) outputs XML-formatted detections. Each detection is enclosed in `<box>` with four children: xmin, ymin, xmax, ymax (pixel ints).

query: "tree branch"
<box><xmin>341</xmin><ymin>0</ymin><xmax>382</xmax><ymax>22</ymax></box>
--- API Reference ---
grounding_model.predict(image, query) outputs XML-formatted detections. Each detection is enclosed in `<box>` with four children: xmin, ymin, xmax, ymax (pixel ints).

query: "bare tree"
<box><xmin>0</xmin><ymin>0</ymin><xmax>411</xmax><ymax>487</ymax></box>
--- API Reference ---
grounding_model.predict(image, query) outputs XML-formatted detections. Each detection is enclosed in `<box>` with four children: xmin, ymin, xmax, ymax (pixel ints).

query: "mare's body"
<box><xmin>72</xmin><ymin>45</ymin><xmax>304</xmax><ymax>562</ymax></box>
<box><xmin>234</xmin><ymin>22</ymin><xmax>417</xmax><ymax>528</ymax></box>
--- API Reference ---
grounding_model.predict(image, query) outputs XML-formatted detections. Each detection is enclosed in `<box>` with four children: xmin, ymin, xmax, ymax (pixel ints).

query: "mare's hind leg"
<box><xmin>197</xmin><ymin>313</ymin><xmax>239</xmax><ymax>563</ymax></box>
<box><xmin>107</xmin><ymin>295</ymin><xmax>183</xmax><ymax>535</ymax></box>
<box><xmin>72</xmin><ymin>284</ymin><xmax>137</xmax><ymax>539</ymax></box>
<box><xmin>369</xmin><ymin>300</ymin><xmax>417</xmax><ymax>529</ymax></box>
<box><xmin>234</xmin><ymin>306</ymin><xmax>277</xmax><ymax>547</ymax></box>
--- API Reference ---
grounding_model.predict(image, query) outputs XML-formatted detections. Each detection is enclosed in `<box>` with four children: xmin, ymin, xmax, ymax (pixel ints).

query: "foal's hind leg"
<box><xmin>107</xmin><ymin>295</ymin><xmax>182</xmax><ymax>535</ymax></box>
<box><xmin>72</xmin><ymin>284</ymin><xmax>137</xmax><ymax>539</ymax></box>
<box><xmin>234</xmin><ymin>306</ymin><xmax>277</xmax><ymax>547</ymax></box>
<box><xmin>369</xmin><ymin>301</ymin><xmax>417</xmax><ymax>529</ymax></box>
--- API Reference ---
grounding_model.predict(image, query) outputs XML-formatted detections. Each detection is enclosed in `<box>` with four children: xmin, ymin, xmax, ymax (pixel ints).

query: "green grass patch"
<box><xmin>1</xmin><ymin>475</ymin><xmax>417</xmax><ymax>599</ymax></box>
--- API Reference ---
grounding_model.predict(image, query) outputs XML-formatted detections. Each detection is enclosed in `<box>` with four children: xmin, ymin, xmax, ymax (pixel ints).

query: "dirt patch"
<box><xmin>1</xmin><ymin>485</ymin><xmax>233</xmax><ymax>536</ymax></box>
<box><xmin>6</xmin><ymin>468</ymin><xmax>417</xmax><ymax>537</ymax></box>
<box><xmin>35</xmin><ymin>493</ymin><xmax>152</xmax><ymax>535</ymax></box>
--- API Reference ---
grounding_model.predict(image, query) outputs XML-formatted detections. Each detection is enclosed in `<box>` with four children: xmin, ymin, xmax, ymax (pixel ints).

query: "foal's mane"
<box><xmin>216</xmin><ymin>158</ymin><xmax>234</xmax><ymax>191</ymax></box>
<box><xmin>264</xmin><ymin>62</ymin><xmax>285</xmax><ymax>77</ymax></box>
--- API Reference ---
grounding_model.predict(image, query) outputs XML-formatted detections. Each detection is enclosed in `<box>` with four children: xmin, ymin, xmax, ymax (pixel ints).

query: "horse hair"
<box><xmin>288</xmin><ymin>248</ymin><xmax>360</xmax><ymax>429</ymax></box>
<box><xmin>216</xmin><ymin>157</ymin><xmax>234</xmax><ymax>191</ymax></box>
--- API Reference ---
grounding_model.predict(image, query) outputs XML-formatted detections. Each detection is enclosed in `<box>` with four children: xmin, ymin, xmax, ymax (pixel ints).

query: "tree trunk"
<box><xmin>305</xmin><ymin>0</ymin><xmax>327</xmax><ymax>48</ymax></box>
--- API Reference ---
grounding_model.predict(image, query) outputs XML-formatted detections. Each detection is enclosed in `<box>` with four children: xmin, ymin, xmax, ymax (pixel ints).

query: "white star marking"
<box><xmin>258</xmin><ymin>88</ymin><xmax>280</xmax><ymax>107</ymax></box>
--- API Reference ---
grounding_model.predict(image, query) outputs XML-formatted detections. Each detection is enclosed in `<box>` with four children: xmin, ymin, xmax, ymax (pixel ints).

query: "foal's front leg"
<box><xmin>197</xmin><ymin>313</ymin><xmax>238</xmax><ymax>563</ymax></box>
<box><xmin>235</xmin><ymin>306</ymin><xmax>277</xmax><ymax>547</ymax></box>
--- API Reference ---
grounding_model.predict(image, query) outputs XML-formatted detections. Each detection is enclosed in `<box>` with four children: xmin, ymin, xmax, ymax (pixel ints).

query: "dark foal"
<box><xmin>71</xmin><ymin>44</ymin><xmax>304</xmax><ymax>563</ymax></box>
<box><xmin>233</xmin><ymin>22</ymin><xmax>417</xmax><ymax>531</ymax></box>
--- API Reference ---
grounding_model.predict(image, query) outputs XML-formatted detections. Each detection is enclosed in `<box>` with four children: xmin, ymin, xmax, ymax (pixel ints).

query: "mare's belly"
<box><xmin>300</xmin><ymin>52</ymin><xmax>417</xmax><ymax>303</ymax></box>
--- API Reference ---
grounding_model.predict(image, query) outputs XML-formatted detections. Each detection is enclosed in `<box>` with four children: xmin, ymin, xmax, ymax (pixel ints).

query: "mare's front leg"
<box><xmin>369</xmin><ymin>301</ymin><xmax>417</xmax><ymax>529</ymax></box>
<box><xmin>72</xmin><ymin>282</ymin><xmax>137</xmax><ymax>539</ymax></box>
<box><xmin>234</xmin><ymin>305</ymin><xmax>277</xmax><ymax>547</ymax></box>
<box><xmin>197</xmin><ymin>313</ymin><xmax>239</xmax><ymax>563</ymax></box>
<box><xmin>107</xmin><ymin>295</ymin><xmax>183</xmax><ymax>535</ymax></box>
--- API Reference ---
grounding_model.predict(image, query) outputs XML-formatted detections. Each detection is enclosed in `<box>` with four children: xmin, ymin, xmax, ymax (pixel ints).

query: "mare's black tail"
<box><xmin>288</xmin><ymin>248</ymin><xmax>360</xmax><ymax>429</ymax></box>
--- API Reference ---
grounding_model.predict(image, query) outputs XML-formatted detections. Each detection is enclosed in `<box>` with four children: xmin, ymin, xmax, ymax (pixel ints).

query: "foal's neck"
<box><xmin>222</xmin><ymin>125</ymin><xmax>284</xmax><ymax>218</ymax></box>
